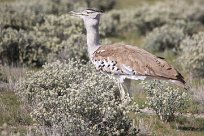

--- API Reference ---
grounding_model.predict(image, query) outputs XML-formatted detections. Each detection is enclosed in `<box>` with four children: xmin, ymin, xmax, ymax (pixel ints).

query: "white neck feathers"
<box><xmin>84</xmin><ymin>19</ymin><xmax>100</xmax><ymax>56</ymax></box>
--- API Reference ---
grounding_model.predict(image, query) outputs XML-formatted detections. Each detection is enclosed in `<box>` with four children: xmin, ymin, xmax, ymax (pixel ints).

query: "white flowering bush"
<box><xmin>17</xmin><ymin>60</ymin><xmax>139</xmax><ymax>135</ymax></box>
<box><xmin>143</xmin><ymin>81</ymin><xmax>189</xmax><ymax>122</ymax></box>
<box><xmin>179</xmin><ymin>32</ymin><xmax>204</xmax><ymax>78</ymax></box>
<box><xmin>144</xmin><ymin>25</ymin><xmax>185</xmax><ymax>53</ymax></box>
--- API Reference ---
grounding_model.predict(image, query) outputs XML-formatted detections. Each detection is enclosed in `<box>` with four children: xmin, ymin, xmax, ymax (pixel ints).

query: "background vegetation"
<box><xmin>0</xmin><ymin>0</ymin><xmax>204</xmax><ymax>135</ymax></box>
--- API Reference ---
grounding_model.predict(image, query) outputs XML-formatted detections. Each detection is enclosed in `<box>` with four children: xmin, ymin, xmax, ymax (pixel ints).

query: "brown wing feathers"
<box><xmin>92</xmin><ymin>44</ymin><xmax>185</xmax><ymax>86</ymax></box>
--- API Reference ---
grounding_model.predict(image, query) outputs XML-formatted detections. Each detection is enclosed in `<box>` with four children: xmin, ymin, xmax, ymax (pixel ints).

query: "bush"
<box><xmin>0</xmin><ymin>28</ymin><xmax>49</xmax><ymax>66</ymax></box>
<box><xmin>100</xmin><ymin>0</ymin><xmax>204</xmax><ymax>37</ymax></box>
<box><xmin>100</xmin><ymin>10</ymin><xmax>122</xmax><ymax>37</ymax></box>
<box><xmin>17</xmin><ymin>60</ymin><xmax>139</xmax><ymax>135</ymax></box>
<box><xmin>32</xmin><ymin>14</ymin><xmax>88</xmax><ymax>62</ymax></box>
<box><xmin>143</xmin><ymin>81</ymin><xmax>189</xmax><ymax>122</ymax></box>
<box><xmin>136</xmin><ymin>0</ymin><xmax>204</xmax><ymax>34</ymax></box>
<box><xmin>85</xmin><ymin>0</ymin><xmax>116</xmax><ymax>11</ymax></box>
<box><xmin>0</xmin><ymin>0</ymin><xmax>116</xmax><ymax>31</ymax></box>
<box><xmin>100</xmin><ymin>9</ymin><xmax>141</xmax><ymax>36</ymax></box>
<box><xmin>100</xmin><ymin>5</ymin><xmax>165</xmax><ymax>36</ymax></box>
<box><xmin>0</xmin><ymin>13</ymin><xmax>89</xmax><ymax>66</ymax></box>
<box><xmin>125</xmin><ymin>0</ymin><xmax>204</xmax><ymax>35</ymax></box>
<box><xmin>0</xmin><ymin>1</ymin><xmax>44</xmax><ymax>30</ymax></box>
<box><xmin>0</xmin><ymin>0</ymin><xmax>81</xmax><ymax>31</ymax></box>
<box><xmin>179</xmin><ymin>32</ymin><xmax>204</xmax><ymax>78</ymax></box>
<box><xmin>0</xmin><ymin>0</ymin><xmax>85</xmax><ymax>66</ymax></box>
<box><xmin>184</xmin><ymin>1</ymin><xmax>204</xmax><ymax>24</ymax></box>
<box><xmin>33</xmin><ymin>14</ymin><xmax>84</xmax><ymax>51</ymax></box>
<box><xmin>167</xmin><ymin>20</ymin><xmax>200</xmax><ymax>36</ymax></box>
<box><xmin>0</xmin><ymin>0</ymin><xmax>116</xmax><ymax>66</ymax></box>
<box><xmin>2</xmin><ymin>0</ymin><xmax>204</xmax><ymax>66</ymax></box>
<box><xmin>144</xmin><ymin>25</ymin><xmax>185</xmax><ymax>53</ymax></box>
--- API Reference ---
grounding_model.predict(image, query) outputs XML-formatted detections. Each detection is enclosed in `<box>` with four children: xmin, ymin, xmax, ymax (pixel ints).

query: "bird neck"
<box><xmin>85</xmin><ymin>24</ymin><xmax>100</xmax><ymax>56</ymax></box>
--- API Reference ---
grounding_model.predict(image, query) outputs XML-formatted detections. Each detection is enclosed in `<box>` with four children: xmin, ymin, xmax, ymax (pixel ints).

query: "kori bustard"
<box><xmin>70</xmin><ymin>9</ymin><xmax>186</xmax><ymax>99</ymax></box>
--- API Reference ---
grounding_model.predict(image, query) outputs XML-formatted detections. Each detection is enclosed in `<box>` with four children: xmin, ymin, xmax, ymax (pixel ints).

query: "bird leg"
<box><xmin>117</xmin><ymin>78</ymin><xmax>132</xmax><ymax>103</ymax></box>
<box><xmin>122</xmin><ymin>79</ymin><xmax>132</xmax><ymax>104</ymax></box>
<box><xmin>123</xmin><ymin>78</ymin><xmax>131</xmax><ymax>98</ymax></box>
<box><xmin>118</xmin><ymin>82</ymin><xmax>126</xmax><ymax>100</ymax></box>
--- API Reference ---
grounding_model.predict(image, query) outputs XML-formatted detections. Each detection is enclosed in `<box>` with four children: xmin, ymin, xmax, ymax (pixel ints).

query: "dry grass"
<box><xmin>0</xmin><ymin>65</ymin><xmax>33</xmax><ymax>135</ymax></box>
<box><xmin>0</xmin><ymin>91</ymin><xmax>32</xmax><ymax>126</ymax></box>
<box><xmin>136</xmin><ymin>119</ymin><xmax>153</xmax><ymax>136</ymax></box>
<box><xmin>192</xmin><ymin>85</ymin><xmax>204</xmax><ymax>105</ymax></box>
<box><xmin>130</xmin><ymin>113</ymin><xmax>204</xmax><ymax>136</ymax></box>
<box><xmin>0</xmin><ymin>65</ymin><xmax>26</xmax><ymax>91</ymax></box>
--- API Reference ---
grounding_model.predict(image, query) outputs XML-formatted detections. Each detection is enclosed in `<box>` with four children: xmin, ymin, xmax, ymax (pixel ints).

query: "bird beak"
<box><xmin>69</xmin><ymin>11</ymin><xmax>82</xmax><ymax>17</ymax></box>
<box><xmin>98</xmin><ymin>11</ymin><xmax>104</xmax><ymax>15</ymax></box>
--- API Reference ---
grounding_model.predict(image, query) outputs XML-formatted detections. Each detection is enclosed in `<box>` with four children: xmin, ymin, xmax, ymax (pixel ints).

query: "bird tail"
<box><xmin>169</xmin><ymin>79</ymin><xmax>190</xmax><ymax>90</ymax></box>
<box><xmin>145</xmin><ymin>72</ymin><xmax>190</xmax><ymax>90</ymax></box>
<box><xmin>167</xmin><ymin>71</ymin><xmax>190</xmax><ymax>90</ymax></box>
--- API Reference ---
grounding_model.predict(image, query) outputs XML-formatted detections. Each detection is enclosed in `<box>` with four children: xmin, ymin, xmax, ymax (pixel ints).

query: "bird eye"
<box><xmin>86</xmin><ymin>11</ymin><xmax>93</xmax><ymax>14</ymax></box>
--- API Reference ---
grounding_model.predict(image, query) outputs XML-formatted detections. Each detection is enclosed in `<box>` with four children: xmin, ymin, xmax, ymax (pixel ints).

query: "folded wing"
<box><xmin>91</xmin><ymin>44</ymin><xmax>186</xmax><ymax>86</ymax></box>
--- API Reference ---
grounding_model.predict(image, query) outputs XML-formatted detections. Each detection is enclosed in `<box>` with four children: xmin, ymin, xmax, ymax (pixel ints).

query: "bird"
<box><xmin>69</xmin><ymin>9</ymin><xmax>186</xmax><ymax>99</ymax></box>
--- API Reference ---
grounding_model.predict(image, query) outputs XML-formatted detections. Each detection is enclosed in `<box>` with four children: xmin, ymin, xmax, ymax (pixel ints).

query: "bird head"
<box><xmin>69</xmin><ymin>9</ymin><xmax>103</xmax><ymax>27</ymax></box>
